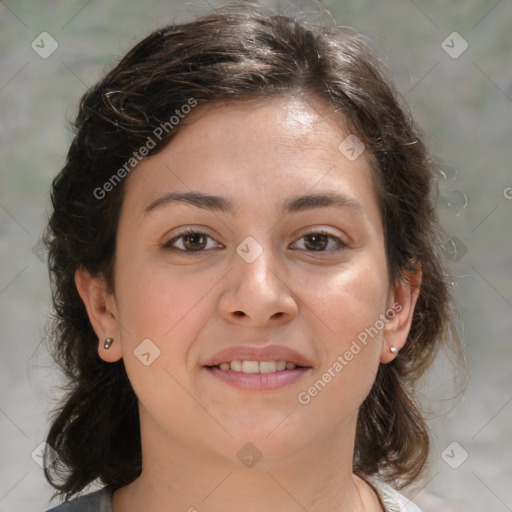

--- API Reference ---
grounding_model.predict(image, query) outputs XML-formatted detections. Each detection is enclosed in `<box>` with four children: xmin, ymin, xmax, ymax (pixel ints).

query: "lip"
<box><xmin>202</xmin><ymin>344</ymin><xmax>314</xmax><ymax>368</ymax></box>
<box><xmin>205</xmin><ymin>366</ymin><xmax>311</xmax><ymax>391</ymax></box>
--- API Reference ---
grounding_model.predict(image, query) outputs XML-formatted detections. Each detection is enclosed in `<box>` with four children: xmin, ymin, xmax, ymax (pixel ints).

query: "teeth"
<box><xmin>241</xmin><ymin>360</ymin><xmax>260</xmax><ymax>373</ymax></box>
<box><xmin>230</xmin><ymin>360</ymin><xmax>242</xmax><ymax>372</ymax></box>
<box><xmin>216</xmin><ymin>360</ymin><xmax>297</xmax><ymax>373</ymax></box>
<box><xmin>259</xmin><ymin>361</ymin><xmax>277</xmax><ymax>373</ymax></box>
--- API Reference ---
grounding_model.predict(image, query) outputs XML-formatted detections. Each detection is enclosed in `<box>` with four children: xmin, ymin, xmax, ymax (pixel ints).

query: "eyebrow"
<box><xmin>143</xmin><ymin>190</ymin><xmax>367</xmax><ymax>218</ymax></box>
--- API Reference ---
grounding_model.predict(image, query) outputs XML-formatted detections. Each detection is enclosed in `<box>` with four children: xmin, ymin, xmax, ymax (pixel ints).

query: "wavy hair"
<box><xmin>42</xmin><ymin>1</ymin><xmax>465</xmax><ymax>500</ymax></box>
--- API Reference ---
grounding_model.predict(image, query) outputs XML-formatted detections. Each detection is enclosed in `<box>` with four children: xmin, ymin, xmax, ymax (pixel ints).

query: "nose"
<box><xmin>217</xmin><ymin>238</ymin><xmax>299</xmax><ymax>326</ymax></box>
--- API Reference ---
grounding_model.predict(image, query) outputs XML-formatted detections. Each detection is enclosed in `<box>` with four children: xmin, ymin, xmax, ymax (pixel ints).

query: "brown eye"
<box><xmin>163</xmin><ymin>229</ymin><xmax>218</xmax><ymax>253</ymax></box>
<box><xmin>293</xmin><ymin>230</ymin><xmax>347</xmax><ymax>253</ymax></box>
<box><xmin>303</xmin><ymin>233</ymin><xmax>329</xmax><ymax>251</ymax></box>
<box><xmin>162</xmin><ymin>228</ymin><xmax>347</xmax><ymax>255</ymax></box>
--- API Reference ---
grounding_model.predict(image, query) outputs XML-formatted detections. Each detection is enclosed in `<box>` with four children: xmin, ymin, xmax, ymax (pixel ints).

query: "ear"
<box><xmin>75</xmin><ymin>267</ymin><xmax>123</xmax><ymax>363</ymax></box>
<box><xmin>380</xmin><ymin>264</ymin><xmax>422</xmax><ymax>364</ymax></box>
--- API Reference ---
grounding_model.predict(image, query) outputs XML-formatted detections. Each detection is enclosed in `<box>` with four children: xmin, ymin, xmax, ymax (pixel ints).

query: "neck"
<box><xmin>112</xmin><ymin>411</ymin><xmax>378</xmax><ymax>512</ymax></box>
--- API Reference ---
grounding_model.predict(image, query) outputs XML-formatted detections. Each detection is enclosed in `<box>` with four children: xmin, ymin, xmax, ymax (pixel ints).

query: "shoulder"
<box><xmin>43</xmin><ymin>487</ymin><xmax>113</xmax><ymax>512</ymax></box>
<box><xmin>367</xmin><ymin>477</ymin><xmax>423</xmax><ymax>512</ymax></box>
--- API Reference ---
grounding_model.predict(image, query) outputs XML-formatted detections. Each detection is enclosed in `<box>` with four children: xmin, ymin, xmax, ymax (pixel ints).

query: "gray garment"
<box><xmin>43</xmin><ymin>480</ymin><xmax>422</xmax><ymax>512</ymax></box>
<box><xmin>44</xmin><ymin>487</ymin><xmax>113</xmax><ymax>512</ymax></box>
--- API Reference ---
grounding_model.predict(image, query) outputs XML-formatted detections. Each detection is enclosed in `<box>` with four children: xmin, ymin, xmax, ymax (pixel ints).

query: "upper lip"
<box><xmin>202</xmin><ymin>344</ymin><xmax>314</xmax><ymax>368</ymax></box>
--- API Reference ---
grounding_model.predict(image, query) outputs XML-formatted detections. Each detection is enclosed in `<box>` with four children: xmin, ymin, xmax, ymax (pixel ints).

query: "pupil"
<box><xmin>306</xmin><ymin>233</ymin><xmax>327</xmax><ymax>251</ymax></box>
<box><xmin>185</xmin><ymin>233</ymin><xmax>205</xmax><ymax>250</ymax></box>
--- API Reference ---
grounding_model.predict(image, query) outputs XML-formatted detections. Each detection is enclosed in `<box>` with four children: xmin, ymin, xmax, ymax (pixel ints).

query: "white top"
<box><xmin>369</xmin><ymin>477</ymin><xmax>423</xmax><ymax>511</ymax></box>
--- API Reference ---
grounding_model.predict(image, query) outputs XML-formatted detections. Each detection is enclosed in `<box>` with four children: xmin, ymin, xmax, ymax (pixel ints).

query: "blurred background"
<box><xmin>1</xmin><ymin>1</ymin><xmax>511</xmax><ymax>511</ymax></box>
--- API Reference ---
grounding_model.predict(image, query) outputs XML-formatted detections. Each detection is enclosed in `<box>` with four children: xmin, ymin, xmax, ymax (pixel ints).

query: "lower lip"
<box><xmin>205</xmin><ymin>367</ymin><xmax>311</xmax><ymax>391</ymax></box>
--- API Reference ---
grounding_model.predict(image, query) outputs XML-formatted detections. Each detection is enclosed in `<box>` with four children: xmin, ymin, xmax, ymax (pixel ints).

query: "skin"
<box><xmin>76</xmin><ymin>96</ymin><xmax>421</xmax><ymax>512</ymax></box>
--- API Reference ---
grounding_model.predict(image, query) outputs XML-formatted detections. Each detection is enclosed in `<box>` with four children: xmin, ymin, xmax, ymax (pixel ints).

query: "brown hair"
<box><xmin>43</xmin><ymin>1</ymin><xmax>464</xmax><ymax>500</ymax></box>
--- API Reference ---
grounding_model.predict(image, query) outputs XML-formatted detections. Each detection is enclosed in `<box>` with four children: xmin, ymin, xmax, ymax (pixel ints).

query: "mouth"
<box><xmin>203</xmin><ymin>360</ymin><xmax>312</xmax><ymax>391</ymax></box>
<box><xmin>206</xmin><ymin>360</ymin><xmax>307</xmax><ymax>373</ymax></box>
<box><xmin>202</xmin><ymin>344</ymin><xmax>314</xmax><ymax>391</ymax></box>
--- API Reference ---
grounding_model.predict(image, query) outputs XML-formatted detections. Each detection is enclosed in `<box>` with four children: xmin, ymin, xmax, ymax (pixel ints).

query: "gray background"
<box><xmin>1</xmin><ymin>1</ymin><xmax>511</xmax><ymax>511</ymax></box>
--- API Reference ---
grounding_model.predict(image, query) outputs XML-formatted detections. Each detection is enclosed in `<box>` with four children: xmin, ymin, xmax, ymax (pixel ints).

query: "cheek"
<box><xmin>300</xmin><ymin>259</ymin><xmax>388</xmax><ymax>404</ymax></box>
<box><xmin>113</xmin><ymin>252</ymin><xmax>226</xmax><ymax>383</ymax></box>
<box><xmin>334</xmin><ymin>272</ymin><xmax>388</xmax><ymax>340</ymax></box>
<box><xmin>113</xmin><ymin>259</ymin><xmax>207</xmax><ymax>413</ymax></box>
<box><xmin>114</xmin><ymin>249</ymin><xmax>212</xmax><ymax>337</ymax></box>
<box><xmin>311</xmin><ymin>255</ymin><xmax>389</xmax><ymax>344</ymax></box>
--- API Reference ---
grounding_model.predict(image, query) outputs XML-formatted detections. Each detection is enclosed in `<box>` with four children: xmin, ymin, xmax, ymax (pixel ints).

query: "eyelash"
<box><xmin>162</xmin><ymin>227</ymin><xmax>348</xmax><ymax>255</ymax></box>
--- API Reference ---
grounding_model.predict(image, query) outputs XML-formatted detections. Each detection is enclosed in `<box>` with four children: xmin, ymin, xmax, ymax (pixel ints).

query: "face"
<box><xmin>78</xmin><ymin>96</ymin><xmax>417</xmax><ymax>467</ymax></box>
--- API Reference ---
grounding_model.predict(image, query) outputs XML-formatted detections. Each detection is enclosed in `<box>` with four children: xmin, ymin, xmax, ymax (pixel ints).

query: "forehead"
<box><xmin>121</xmin><ymin>95</ymin><xmax>381</xmax><ymax>226</ymax></box>
<box><xmin>178</xmin><ymin>95</ymin><xmax>351</xmax><ymax>151</ymax></box>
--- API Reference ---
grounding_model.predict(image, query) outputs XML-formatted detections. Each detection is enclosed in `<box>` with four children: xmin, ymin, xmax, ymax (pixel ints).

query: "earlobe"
<box><xmin>380</xmin><ymin>265</ymin><xmax>422</xmax><ymax>364</ymax></box>
<box><xmin>74</xmin><ymin>268</ymin><xmax>123</xmax><ymax>363</ymax></box>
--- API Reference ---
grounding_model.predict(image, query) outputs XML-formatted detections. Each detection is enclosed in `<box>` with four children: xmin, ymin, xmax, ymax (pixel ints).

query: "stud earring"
<box><xmin>390</xmin><ymin>346</ymin><xmax>398</xmax><ymax>354</ymax></box>
<box><xmin>103</xmin><ymin>338</ymin><xmax>114</xmax><ymax>349</ymax></box>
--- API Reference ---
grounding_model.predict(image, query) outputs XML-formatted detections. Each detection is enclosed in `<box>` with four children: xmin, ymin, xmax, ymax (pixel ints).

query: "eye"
<box><xmin>162</xmin><ymin>228</ymin><xmax>221</xmax><ymax>254</ymax></box>
<box><xmin>163</xmin><ymin>228</ymin><xmax>347</xmax><ymax>255</ymax></box>
<box><xmin>292</xmin><ymin>230</ymin><xmax>348</xmax><ymax>253</ymax></box>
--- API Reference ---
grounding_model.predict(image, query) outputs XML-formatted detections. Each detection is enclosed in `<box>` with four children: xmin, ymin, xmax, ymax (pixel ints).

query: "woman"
<box><xmin>42</xmin><ymin>3</ymin><xmax>463</xmax><ymax>511</ymax></box>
